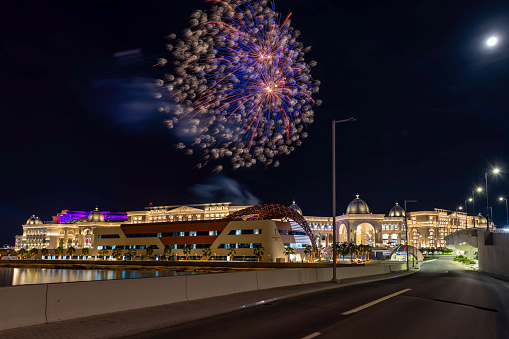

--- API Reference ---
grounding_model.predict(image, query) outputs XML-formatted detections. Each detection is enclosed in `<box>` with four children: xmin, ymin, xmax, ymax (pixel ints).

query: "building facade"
<box><xmin>16</xmin><ymin>208</ymin><xmax>127</xmax><ymax>250</ymax></box>
<box><xmin>15</xmin><ymin>197</ymin><xmax>489</xmax><ymax>256</ymax></box>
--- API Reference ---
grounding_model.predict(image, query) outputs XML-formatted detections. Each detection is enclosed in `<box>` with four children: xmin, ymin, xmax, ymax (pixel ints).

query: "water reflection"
<box><xmin>0</xmin><ymin>267</ymin><xmax>198</xmax><ymax>287</ymax></box>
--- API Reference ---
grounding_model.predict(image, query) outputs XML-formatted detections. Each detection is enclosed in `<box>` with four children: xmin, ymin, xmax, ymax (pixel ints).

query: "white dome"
<box><xmin>389</xmin><ymin>203</ymin><xmax>405</xmax><ymax>217</ymax></box>
<box><xmin>26</xmin><ymin>215</ymin><xmax>43</xmax><ymax>225</ymax></box>
<box><xmin>289</xmin><ymin>200</ymin><xmax>303</xmax><ymax>215</ymax></box>
<box><xmin>346</xmin><ymin>195</ymin><xmax>370</xmax><ymax>214</ymax></box>
<box><xmin>87</xmin><ymin>207</ymin><xmax>105</xmax><ymax>222</ymax></box>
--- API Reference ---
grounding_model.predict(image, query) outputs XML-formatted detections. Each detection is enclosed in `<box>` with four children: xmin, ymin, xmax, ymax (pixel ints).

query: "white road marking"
<box><xmin>341</xmin><ymin>288</ymin><xmax>412</xmax><ymax>315</ymax></box>
<box><xmin>301</xmin><ymin>332</ymin><xmax>321</xmax><ymax>339</ymax></box>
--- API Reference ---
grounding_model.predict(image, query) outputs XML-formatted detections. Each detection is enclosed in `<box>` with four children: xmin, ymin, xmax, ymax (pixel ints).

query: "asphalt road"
<box><xmin>134</xmin><ymin>257</ymin><xmax>509</xmax><ymax>339</ymax></box>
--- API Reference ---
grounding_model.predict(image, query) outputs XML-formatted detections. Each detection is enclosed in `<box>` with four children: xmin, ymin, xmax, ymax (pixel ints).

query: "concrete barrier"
<box><xmin>187</xmin><ymin>271</ymin><xmax>258</xmax><ymax>300</ymax></box>
<box><xmin>256</xmin><ymin>269</ymin><xmax>301</xmax><ymax>289</ymax></box>
<box><xmin>0</xmin><ymin>284</ymin><xmax>47</xmax><ymax>331</ymax></box>
<box><xmin>349</xmin><ymin>266</ymin><xmax>368</xmax><ymax>278</ymax></box>
<box><xmin>46</xmin><ymin>275</ymin><xmax>187</xmax><ymax>322</ymax></box>
<box><xmin>3</xmin><ymin>263</ymin><xmax>408</xmax><ymax>330</ymax></box>
<box><xmin>389</xmin><ymin>264</ymin><xmax>406</xmax><ymax>272</ymax></box>
<box><xmin>316</xmin><ymin>267</ymin><xmax>332</xmax><ymax>282</ymax></box>
<box><xmin>298</xmin><ymin>268</ymin><xmax>319</xmax><ymax>284</ymax></box>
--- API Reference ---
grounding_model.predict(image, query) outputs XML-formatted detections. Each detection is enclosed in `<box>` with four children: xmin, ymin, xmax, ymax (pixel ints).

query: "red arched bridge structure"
<box><xmin>223</xmin><ymin>203</ymin><xmax>318</xmax><ymax>251</ymax></box>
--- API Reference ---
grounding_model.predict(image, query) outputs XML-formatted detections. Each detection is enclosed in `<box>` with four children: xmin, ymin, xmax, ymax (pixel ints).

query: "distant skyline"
<box><xmin>1</xmin><ymin>0</ymin><xmax>509</xmax><ymax>245</ymax></box>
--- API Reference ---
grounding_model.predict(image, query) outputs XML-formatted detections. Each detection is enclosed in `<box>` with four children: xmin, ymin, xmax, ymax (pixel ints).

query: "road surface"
<box><xmin>133</xmin><ymin>257</ymin><xmax>509</xmax><ymax>339</ymax></box>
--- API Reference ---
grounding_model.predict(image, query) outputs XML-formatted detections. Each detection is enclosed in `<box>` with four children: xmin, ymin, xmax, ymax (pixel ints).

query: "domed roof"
<box><xmin>389</xmin><ymin>202</ymin><xmax>405</xmax><ymax>217</ymax></box>
<box><xmin>26</xmin><ymin>215</ymin><xmax>43</xmax><ymax>225</ymax></box>
<box><xmin>346</xmin><ymin>195</ymin><xmax>370</xmax><ymax>214</ymax></box>
<box><xmin>289</xmin><ymin>200</ymin><xmax>303</xmax><ymax>216</ymax></box>
<box><xmin>87</xmin><ymin>207</ymin><xmax>105</xmax><ymax>222</ymax></box>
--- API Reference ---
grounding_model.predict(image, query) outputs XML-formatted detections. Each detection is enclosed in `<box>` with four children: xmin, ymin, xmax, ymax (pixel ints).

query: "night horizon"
<box><xmin>2</xmin><ymin>0</ymin><xmax>509</xmax><ymax>246</ymax></box>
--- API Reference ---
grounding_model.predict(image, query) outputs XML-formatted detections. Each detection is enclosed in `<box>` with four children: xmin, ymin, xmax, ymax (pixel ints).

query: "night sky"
<box><xmin>2</xmin><ymin>0</ymin><xmax>509</xmax><ymax>245</ymax></box>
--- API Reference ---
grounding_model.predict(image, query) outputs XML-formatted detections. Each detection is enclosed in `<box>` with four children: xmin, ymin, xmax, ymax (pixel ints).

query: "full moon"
<box><xmin>486</xmin><ymin>36</ymin><xmax>498</xmax><ymax>47</ymax></box>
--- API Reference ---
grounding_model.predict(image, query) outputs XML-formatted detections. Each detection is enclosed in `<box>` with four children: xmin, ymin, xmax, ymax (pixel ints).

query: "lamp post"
<box><xmin>404</xmin><ymin>199</ymin><xmax>417</xmax><ymax>271</ymax></box>
<box><xmin>500</xmin><ymin>197</ymin><xmax>508</xmax><ymax>228</ymax></box>
<box><xmin>464</xmin><ymin>200</ymin><xmax>469</xmax><ymax>228</ymax></box>
<box><xmin>457</xmin><ymin>206</ymin><xmax>463</xmax><ymax>232</ymax></box>
<box><xmin>332</xmin><ymin>117</ymin><xmax>357</xmax><ymax>283</ymax></box>
<box><xmin>484</xmin><ymin>168</ymin><xmax>500</xmax><ymax>231</ymax></box>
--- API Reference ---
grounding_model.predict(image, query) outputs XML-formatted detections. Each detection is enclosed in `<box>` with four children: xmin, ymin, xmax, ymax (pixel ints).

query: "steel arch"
<box><xmin>224</xmin><ymin>204</ymin><xmax>318</xmax><ymax>251</ymax></box>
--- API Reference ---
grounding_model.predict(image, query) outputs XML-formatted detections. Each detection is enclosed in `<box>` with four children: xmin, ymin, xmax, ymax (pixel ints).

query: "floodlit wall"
<box><xmin>477</xmin><ymin>229</ymin><xmax>509</xmax><ymax>279</ymax></box>
<box><xmin>0</xmin><ymin>264</ymin><xmax>406</xmax><ymax>331</ymax></box>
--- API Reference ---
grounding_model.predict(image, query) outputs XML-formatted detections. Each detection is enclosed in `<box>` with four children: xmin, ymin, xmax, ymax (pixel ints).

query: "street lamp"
<box><xmin>484</xmin><ymin>167</ymin><xmax>500</xmax><ymax>231</ymax></box>
<box><xmin>404</xmin><ymin>199</ymin><xmax>417</xmax><ymax>271</ymax></box>
<box><xmin>469</xmin><ymin>192</ymin><xmax>477</xmax><ymax>228</ymax></box>
<box><xmin>500</xmin><ymin>197</ymin><xmax>508</xmax><ymax>228</ymax></box>
<box><xmin>332</xmin><ymin>116</ymin><xmax>357</xmax><ymax>283</ymax></box>
<box><xmin>457</xmin><ymin>206</ymin><xmax>463</xmax><ymax>231</ymax></box>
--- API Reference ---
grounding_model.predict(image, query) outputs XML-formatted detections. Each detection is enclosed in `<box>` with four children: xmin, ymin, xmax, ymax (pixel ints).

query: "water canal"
<box><xmin>0</xmin><ymin>267</ymin><xmax>203</xmax><ymax>287</ymax></box>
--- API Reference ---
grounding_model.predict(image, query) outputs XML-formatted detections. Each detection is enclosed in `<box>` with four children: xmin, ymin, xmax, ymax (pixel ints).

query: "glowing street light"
<box><xmin>500</xmin><ymin>197</ymin><xmax>508</xmax><ymax>228</ymax></box>
<box><xmin>485</xmin><ymin>167</ymin><xmax>501</xmax><ymax>231</ymax></box>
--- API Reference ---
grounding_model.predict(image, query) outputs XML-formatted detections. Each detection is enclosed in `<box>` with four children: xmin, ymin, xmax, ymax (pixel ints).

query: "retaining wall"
<box><xmin>0</xmin><ymin>264</ymin><xmax>406</xmax><ymax>331</ymax></box>
<box><xmin>478</xmin><ymin>229</ymin><xmax>509</xmax><ymax>279</ymax></box>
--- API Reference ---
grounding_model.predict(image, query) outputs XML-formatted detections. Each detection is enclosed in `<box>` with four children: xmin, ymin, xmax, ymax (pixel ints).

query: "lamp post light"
<box><xmin>484</xmin><ymin>168</ymin><xmax>500</xmax><ymax>231</ymax></box>
<box><xmin>457</xmin><ymin>206</ymin><xmax>464</xmax><ymax>232</ymax></box>
<box><xmin>404</xmin><ymin>199</ymin><xmax>417</xmax><ymax>271</ymax></box>
<box><xmin>500</xmin><ymin>197</ymin><xmax>508</xmax><ymax>228</ymax></box>
<box><xmin>469</xmin><ymin>193</ymin><xmax>477</xmax><ymax>228</ymax></box>
<box><xmin>332</xmin><ymin>117</ymin><xmax>357</xmax><ymax>283</ymax></box>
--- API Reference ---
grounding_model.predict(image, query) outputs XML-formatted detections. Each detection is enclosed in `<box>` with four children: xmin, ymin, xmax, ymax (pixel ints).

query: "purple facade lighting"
<box><xmin>54</xmin><ymin>210</ymin><xmax>127</xmax><ymax>223</ymax></box>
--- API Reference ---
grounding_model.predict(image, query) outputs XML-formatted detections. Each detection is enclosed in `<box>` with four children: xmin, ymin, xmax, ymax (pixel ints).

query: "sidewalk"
<box><xmin>0</xmin><ymin>269</ymin><xmax>418</xmax><ymax>339</ymax></box>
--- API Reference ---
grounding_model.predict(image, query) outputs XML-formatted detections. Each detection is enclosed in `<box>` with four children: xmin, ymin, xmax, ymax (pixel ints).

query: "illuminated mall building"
<box><xmin>15</xmin><ymin>196</ymin><xmax>488</xmax><ymax>261</ymax></box>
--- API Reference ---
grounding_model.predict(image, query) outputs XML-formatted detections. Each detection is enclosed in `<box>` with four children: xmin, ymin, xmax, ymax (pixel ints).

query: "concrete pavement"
<box><xmin>0</xmin><ymin>268</ymin><xmax>417</xmax><ymax>339</ymax></box>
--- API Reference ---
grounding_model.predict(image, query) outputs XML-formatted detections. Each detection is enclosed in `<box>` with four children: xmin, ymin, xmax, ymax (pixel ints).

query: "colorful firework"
<box><xmin>156</xmin><ymin>0</ymin><xmax>321</xmax><ymax>170</ymax></box>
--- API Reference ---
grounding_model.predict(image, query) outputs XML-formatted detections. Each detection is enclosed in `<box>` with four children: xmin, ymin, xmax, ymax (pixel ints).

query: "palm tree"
<box><xmin>8</xmin><ymin>249</ymin><xmax>17</xmax><ymax>257</ymax></box>
<box><xmin>227</xmin><ymin>246</ymin><xmax>237</xmax><ymax>261</ymax></box>
<box><xmin>18</xmin><ymin>248</ymin><xmax>27</xmax><ymax>260</ymax></box>
<box><xmin>29</xmin><ymin>248</ymin><xmax>39</xmax><ymax>259</ymax></box>
<box><xmin>112</xmin><ymin>248</ymin><xmax>123</xmax><ymax>260</ymax></box>
<box><xmin>338</xmin><ymin>242</ymin><xmax>350</xmax><ymax>264</ymax></box>
<box><xmin>0</xmin><ymin>248</ymin><xmax>6</xmax><ymax>259</ymax></box>
<box><xmin>163</xmin><ymin>245</ymin><xmax>173</xmax><ymax>261</ymax></box>
<box><xmin>283</xmin><ymin>246</ymin><xmax>295</xmax><ymax>263</ymax></box>
<box><xmin>82</xmin><ymin>247</ymin><xmax>89</xmax><ymax>259</ymax></box>
<box><xmin>348</xmin><ymin>243</ymin><xmax>357</xmax><ymax>263</ymax></box>
<box><xmin>253</xmin><ymin>244</ymin><xmax>264</xmax><ymax>262</ymax></box>
<box><xmin>365</xmin><ymin>245</ymin><xmax>372</xmax><ymax>261</ymax></box>
<box><xmin>126</xmin><ymin>248</ymin><xmax>137</xmax><ymax>261</ymax></box>
<box><xmin>54</xmin><ymin>246</ymin><xmax>63</xmax><ymax>258</ymax></box>
<box><xmin>304</xmin><ymin>245</ymin><xmax>314</xmax><ymax>262</ymax></box>
<box><xmin>182</xmin><ymin>245</ymin><xmax>192</xmax><ymax>261</ymax></box>
<box><xmin>201</xmin><ymin>247</ymin><xmax>212</xmax><ymax>261</ymax></box>
<box><xmin>98</xmin><ymin>249</ymin><xmax>109</xmax><ymax>260</ymax></box>
<box><xmin>41</xmin><ymin>248</ymin><xmax>49</xmax><ymax>258</ymax></box>
<box><xmin>145</xmin><ymin>246</ymin><xmax>154</xmax><ymax>260</ymax></box>
<box><xmin>66</xmin><ymin>246</ymin><xmax>76</xmax><ymax>259</ymax></box>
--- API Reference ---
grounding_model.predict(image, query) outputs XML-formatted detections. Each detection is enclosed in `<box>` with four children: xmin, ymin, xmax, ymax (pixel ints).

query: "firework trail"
<box><xmin>156</xmin><ymin>0</ymin><xmax>321</xmax><ymax>170</ymax></box>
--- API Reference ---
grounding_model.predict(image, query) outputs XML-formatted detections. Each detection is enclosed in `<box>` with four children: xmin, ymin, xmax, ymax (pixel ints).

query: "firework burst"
<box><xmin>156</xmin><ymin>0</ymin><xmax>321</xmax><ymax>170</ymax></box>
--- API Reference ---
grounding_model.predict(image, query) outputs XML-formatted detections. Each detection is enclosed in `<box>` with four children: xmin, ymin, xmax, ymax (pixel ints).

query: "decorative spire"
<box><xmin>355</xmin><ymin>194</ymin><xmax>359</xmax><ymax>199</ymax></box>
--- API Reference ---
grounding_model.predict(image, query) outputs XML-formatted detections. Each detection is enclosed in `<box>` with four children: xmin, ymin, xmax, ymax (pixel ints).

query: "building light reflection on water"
<box><xmin>1</xmin><ymin>268</ymin><xmax>200</xmax><ymax>287</ymax></box>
